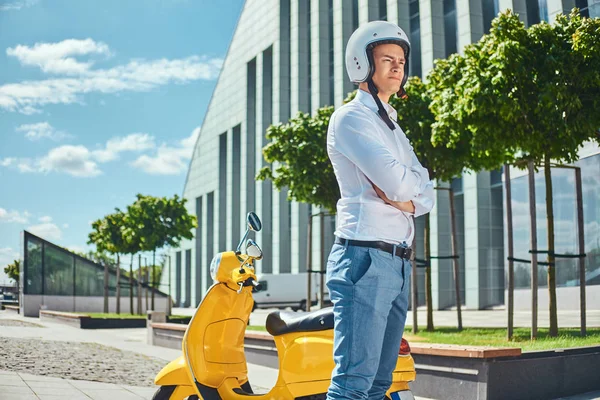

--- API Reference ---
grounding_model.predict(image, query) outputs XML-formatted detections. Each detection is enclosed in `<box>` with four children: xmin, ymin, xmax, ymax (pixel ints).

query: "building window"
<box><xmin>526</xmin><ymin>0</ymin><xmax>548</xmax><ymax>25</ymax></box>
<box><xmin>379</xmin><ymin>0</ymin><xmax>388</xmax><ymax>20</ymax></box>
<box><xmin>218</xmin><ymin>132</ymin><xmax>227</xmax><ymax>252</ymax></box>
<box><xmin>352</xmin><ymin>0</ymin><xmax>359</xmax><ymax>30</ymax></box>
<box><xmin>205</xmin><ymin>192</ymin><xmax>215</xmax><ymax>292</ymax></box>
<box><xmin>329</xmin><ymin>0</ymin><xmax>335</xmax><ymax>106</ymax></box>
<box><xmin>482</xmin><ymin>0</ymin><xmax>500</xmax><ymax>32</ymax></box>
<box><xmin>409</xmin><ymin>0</ymin><xmax>422</xmax><ymax>77</ymax></box>
<box><xmin>576</xmin><ymin>0</ymin><xmax>590</xmax><ymax>17</ymax></box>
<box><xmin>444</xmin><ymin>0</ymin><xmax>458</xmax><ymax>56</ymax></box>
<box><xmin>185</xmin><ymin>249</ymin><xmax>192</xmax><ymax>307</ymax></box>
<box><xmin>175</xmin><ymin>251</ymin><xmax>182</xmax><ymax>305</ymax></box>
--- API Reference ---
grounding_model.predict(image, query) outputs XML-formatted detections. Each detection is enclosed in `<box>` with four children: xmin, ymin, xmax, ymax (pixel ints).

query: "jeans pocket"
<box><xmin>349</xmin><ymin>246</ymin><xmax>372</xmax><ymax>285</ymax></box>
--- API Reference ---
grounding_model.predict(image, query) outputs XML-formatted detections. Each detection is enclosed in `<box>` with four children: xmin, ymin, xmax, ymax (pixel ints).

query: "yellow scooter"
<box><xmin>152</xmin><ymin>212</ymin><xmax>416</xmax><ymax>400</ymax></box>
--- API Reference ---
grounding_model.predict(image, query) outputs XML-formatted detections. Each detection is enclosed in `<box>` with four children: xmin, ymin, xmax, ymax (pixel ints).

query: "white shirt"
<box><xmin>327</xmin><ymin>89</ymin><xmax>435</xmax><ymax>245</ymax></box>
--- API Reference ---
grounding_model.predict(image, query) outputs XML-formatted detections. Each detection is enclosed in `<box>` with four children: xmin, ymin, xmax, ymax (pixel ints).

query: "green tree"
<box><xmin>429</xmin><ymin>10</ymin><xmax>600</xmax><ymax>337</ymax></box>
<box><xmin>391</xmin><ymin>76</ymin><xmax>472</xmax><ymax>332</ymax></box>
<box><xmin>88</xmin><ymin>210</ymin><xmax>127</xmax><ymax>313</ymax></box>
<box><xmin>125</xmin><ymin>194</ymin><xmax>196</xmax><ymax>309</ymax></box>
<box><xmin>257</xmin><ymin>107</ymin><xmax>339</xmax><ymax>214</ymax></box>
<box><xmin>4</xmin><ymin>259</ymin><xmax>20</xmax><ymax>285</ymax></box>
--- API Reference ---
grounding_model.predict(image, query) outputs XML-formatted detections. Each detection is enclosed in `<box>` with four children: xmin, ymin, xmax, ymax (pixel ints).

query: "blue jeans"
<box><xmin>325</xmin><ymin>241</ymin><xmax>411</xmax><ymax>400</ymax></box>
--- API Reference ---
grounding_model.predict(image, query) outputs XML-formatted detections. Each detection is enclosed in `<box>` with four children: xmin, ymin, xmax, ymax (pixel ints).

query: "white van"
<box><xmin>252</xmin><ymin>273</ymin><xmax>330</xmax><ymax>311</ymax></box>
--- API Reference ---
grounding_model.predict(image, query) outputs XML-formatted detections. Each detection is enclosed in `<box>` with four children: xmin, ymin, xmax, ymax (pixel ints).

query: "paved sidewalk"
<box><xmin>0</xmin><ymin>370</ymin><xmax>156</xmax><ymax>400</ymax></box>
<box><xmin>2</xmin><ymin>310</ymin><xmax>599</xmax><ymax>400</ymax></box>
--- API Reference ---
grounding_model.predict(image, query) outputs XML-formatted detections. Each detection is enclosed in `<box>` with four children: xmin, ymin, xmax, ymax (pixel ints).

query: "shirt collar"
<box><xmin>355</xmin><ymin>88</ymin><xmax>398</xmax><ymax>122</ymax></box>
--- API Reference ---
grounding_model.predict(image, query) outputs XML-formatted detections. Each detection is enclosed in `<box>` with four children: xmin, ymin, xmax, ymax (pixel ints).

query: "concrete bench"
<box><xmin>3</xmin><ymin>305</ymin><xmax>20</xmax><ymax>314</ymax></box>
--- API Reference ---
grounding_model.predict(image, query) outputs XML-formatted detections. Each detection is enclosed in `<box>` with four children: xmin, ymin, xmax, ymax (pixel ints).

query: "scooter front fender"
<box><xmin>155</xmin><ymin>356</ymin><xmax>191</xmax><ymax>387</ymax></box>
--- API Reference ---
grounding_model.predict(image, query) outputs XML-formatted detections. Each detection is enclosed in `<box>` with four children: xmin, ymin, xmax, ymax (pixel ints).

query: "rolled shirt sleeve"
<box><xmin>408</xmin><ymin>149</ymin><xmax>436</xmax><ymax>217</ymax></box>
<box><xmin>331</xmin><ymin>109</ymin><xmax>423</xmax><ymax>202</ymax></box>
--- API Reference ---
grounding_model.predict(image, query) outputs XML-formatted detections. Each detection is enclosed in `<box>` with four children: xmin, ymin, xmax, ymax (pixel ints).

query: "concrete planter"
<box><xmin>40</xmin><ymin>310</ymin><xmax>147</xmax><ymax>329</ymax></box>
<box><xmin>409</xmin><ymin>344</ymin><xmax>600</xmax><ymax>400</ymax></box>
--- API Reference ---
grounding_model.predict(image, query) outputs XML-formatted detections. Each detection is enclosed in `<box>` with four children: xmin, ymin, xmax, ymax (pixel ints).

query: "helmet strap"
<box><xmin>367</xmin><ymin>79</ymin><xmax>396</xmax><ymax>131</ymax></box>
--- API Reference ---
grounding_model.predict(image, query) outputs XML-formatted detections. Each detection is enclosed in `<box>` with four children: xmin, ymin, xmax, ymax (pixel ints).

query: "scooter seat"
<box><xmin>265</xmin><ymin>307</ymin><xmax>334</xmax><ymax>336</ymax></box>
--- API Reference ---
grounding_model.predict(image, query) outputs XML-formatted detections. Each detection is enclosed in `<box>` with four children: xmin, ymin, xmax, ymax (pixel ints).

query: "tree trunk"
<box><xmin>574</xmin><ymin>167</ymin><xmax>586</xmax><ymax>337</ymax></box>
<box><xmin>307</xmin><ymin>215</ymin><xmax>312</xmax><ymax>312</ymax></box>
<box><xmin>544</xmin><ymin>158</ymin><xmax>558</xmax><ymax>337</ymax></box>
<box><xmin>129</xmin><ymin>254</ymin><xmax>134</xmax><ymax>314</ymax></box>
<box><xmin>411</xmin><ymin>234</ymin><xmax>418</xmax><ymax>334</ymax></box>
<box><xmin>145</xmin><ymin>262</ymin><xmax>149</xmax><ymax>311</ymax></box>
<box><xmin>449</xmin><ymin>190</ymin><xmax>463</xmax><ymax>331</ymax></box>
<box><xmin>505</xmin><ymin>164</ymin><xmax>515</xmax><ymax>340</ymax></box>
<box><xmin>151</xmin><ymin>251</ymin><xmax>156</xmax><ymax>311</ymax></box>
<box><xmin>528</xmin><ymin>162</ymin><xmax>538</xmax><ymax>340</ymax></box>
<box><xmin>425</xmin><ymin>213</ymin><xmax>434</xmax><ymax>332</ymax></box>
<box><xmin>103</xmin><ymin>262</ymin><xmax>109</xmax><ymax>313</ymax></box>
<box><xmin>137</xmin><ymin>254</ymin><xmax>142</xmax><ymax>315</ymax></box>
<box><xmin>116</xmin><ymin>254</ymin><xmax>121</xmax><ymax>314</ymax></box>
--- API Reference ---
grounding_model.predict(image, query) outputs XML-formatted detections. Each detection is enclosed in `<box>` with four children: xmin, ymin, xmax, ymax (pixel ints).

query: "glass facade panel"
<box><xmin>444</xmin><ymin>0</ymin><xmax>458</xmax><ymax>56</ymax></box>
<box><xmin>409</xmin><ymin>0</ymin><xmax>422</xmax><ymax>77</ymax></box>
<box><xmin>75</xmin><ymin>258</ymin><xmax>104</xmax><ymax>296</ymax></box>
<box><xmin>44</xmin><ymin>245</ymin><xmax>74</xmax><ymax>296</ymax></box>
<box><xmin>23</xmin><ymin>232</ymin><xmax>163</xmax><ymax>298</ymax></box>
<box><xmin>510</xmin><ymin>154</ymin><xmax>600</xmax><ymax>289</ymax></box>
<box><xmin>577</xmin><ymin>155</ymin><xmax>600</xmax><ymax>286</ymax></box>
<box><xmin>575</xmin><ymin>0</ymin><xmax>590</xmax><ymax>17</ymax></box>
<box><xmin>25</xmin><ymin>237</ymin><xmax>43</xmax><ymax>295</ymax></box>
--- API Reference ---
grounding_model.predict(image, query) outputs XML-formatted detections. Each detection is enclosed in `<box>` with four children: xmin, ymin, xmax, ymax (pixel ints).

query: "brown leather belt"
<box><xmin>335</xmin><ymin>237</ymin><xmax>413</xmax><ymax>260</ymax></box>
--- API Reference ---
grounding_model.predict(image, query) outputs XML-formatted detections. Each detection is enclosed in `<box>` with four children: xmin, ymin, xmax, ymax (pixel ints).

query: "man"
<box><xmin>325</xmin><ymin>20</ymin><xmax>435</xmax><ymax>399</ymax></box>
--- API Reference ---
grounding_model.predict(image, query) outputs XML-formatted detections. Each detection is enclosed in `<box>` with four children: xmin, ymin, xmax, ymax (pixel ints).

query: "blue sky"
<box><xmin>0</xmin><ymin>0</ymin><xmax>245</xmax><ymax>282</ymax></box>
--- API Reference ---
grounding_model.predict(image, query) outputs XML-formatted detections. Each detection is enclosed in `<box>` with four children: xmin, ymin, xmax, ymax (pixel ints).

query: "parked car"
<box><xmin>252</xmin><ymin>273</ymin><xmax>330</xmax><ymax>311</ymax></box>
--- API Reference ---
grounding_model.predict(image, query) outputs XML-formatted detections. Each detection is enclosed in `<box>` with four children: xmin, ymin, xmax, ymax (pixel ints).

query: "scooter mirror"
<box><xmin>246</xmin><ymin>239</ymin><xmax>263</xmax><ymax>260</ymax></box>
<box><xmin>247</xmin><ymin>212</ymin><xmax>262</xmax><ymax>232</ymax></box>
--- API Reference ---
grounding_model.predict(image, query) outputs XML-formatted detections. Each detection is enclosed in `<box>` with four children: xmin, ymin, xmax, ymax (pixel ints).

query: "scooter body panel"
<box><xmin>183</xmin><ymin>275</ymin><xmax>253</xmax><ymax>388</ymax></box>
<box><xmin>276</xmin><ymin>331</ymin><xmax>335</xmax><ymax>384</ymax></box>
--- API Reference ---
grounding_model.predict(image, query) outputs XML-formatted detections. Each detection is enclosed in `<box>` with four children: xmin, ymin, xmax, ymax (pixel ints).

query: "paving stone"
<box><xmin>0</xmin><ymin>375</ymin><xmax>28</xmax><ymax>387</ymax></box>
<box><xmin>0</xmin><ymin>338</ymin><xmax>163</xmax><ymax>387</ymax></box>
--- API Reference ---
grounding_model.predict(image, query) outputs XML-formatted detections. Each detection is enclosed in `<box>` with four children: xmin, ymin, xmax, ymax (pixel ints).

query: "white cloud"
<box><xmin>39</xmin><ymin>215</ymin><xmax>52</xmax><ymax>223</ymax></box>
<box><xmin>38</xmin><ymin>145</ymin><xmax>102</xmax><ymax>177</ymax></box>
<box><xmin>0</xmin><ymin>0</ymin><xmax>39</xmax><ymax>12</ymax></box>
<box><xmin>92</xmin><ymin>133</ymin><xmax>155</xmax><ymax>162</ymax></box>
<box><xmin>62</xmin><ymin>223</ymin><xmax>69</xmax><ymax>229</ymax></box>
<box><xmin>0</xmin><ymin>158</ymin><xmax>15</xmax><ymax>167</ymax></box>
<box><xmin>27</xmin><ymin>221</ymin><xmax>62</xmax><ymax>241</ymax></box>
<box><xmin>130</xmin><ymin>127</ymin><xmax>199</xmax><ymax>175</ymax></box>
<box><xmin>6</xmin><ymin>39</ymin><xmax>110</xmax><ymax>75</ymax></box>
<box><xmin>1</xmin><ymin>38</ymin><xmax>223</xmax><ymax>114</ymax></box>
<box><xmin>16</xmin><ymin>122</ymin><xmax>71</xmax><ymax>141</ymax></box>
<box><xmin>0</xmin><ymin>132</ymin><xmax>157</xmax><ymax>177</ymax></box>
<box><xmin>0</xmin><ymin>208</ymin><xmax>31</xmax><ymax>224</ymax></box>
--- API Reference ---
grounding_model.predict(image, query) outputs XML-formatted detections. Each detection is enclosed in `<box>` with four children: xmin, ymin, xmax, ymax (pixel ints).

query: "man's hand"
<box><xmin>372</xmin><ymin>183</ymin><xmax>415</xmax><ymax>213</ymax></box>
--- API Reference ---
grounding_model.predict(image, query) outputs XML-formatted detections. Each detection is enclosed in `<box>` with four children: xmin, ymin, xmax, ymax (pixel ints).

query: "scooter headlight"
<box><xmin>209</xmin><ymin>253</ymin><xmax>223</xmax><ymax>282</ymax></box>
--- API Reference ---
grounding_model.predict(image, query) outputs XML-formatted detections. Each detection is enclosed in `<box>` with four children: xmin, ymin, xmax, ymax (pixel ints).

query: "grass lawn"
<box><xmin>76</xmin><ymin>313</ymin><xmax>146</xmax><ymax>319</ymax></box>
<box><xmin>247</xmin><ymin>325</ymin><xmax>267</xmax><ymax>332</ymax></box>
<box><xmin>405</xmin><ymin>327</ymin><xmax>600</xmax><ymax>351</ymax></box>
<box><xmin>247</xmin><ymin>325</ymin><xmax>600</xmax><ymax>351</ymax></box>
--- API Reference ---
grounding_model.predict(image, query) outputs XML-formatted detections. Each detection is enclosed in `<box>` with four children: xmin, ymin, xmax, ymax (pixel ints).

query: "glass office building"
<box><xmin>165</xmin><ymin>0</ymin><xmax>599</xmax><ymax>311</ymax></box>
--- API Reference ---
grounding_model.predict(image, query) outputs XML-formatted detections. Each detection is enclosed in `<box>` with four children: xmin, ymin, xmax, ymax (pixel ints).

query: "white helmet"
<box><xmin>345</xmin><ymin>20</ymin><xmax>411</xmax><ymax>95</ymax></box>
